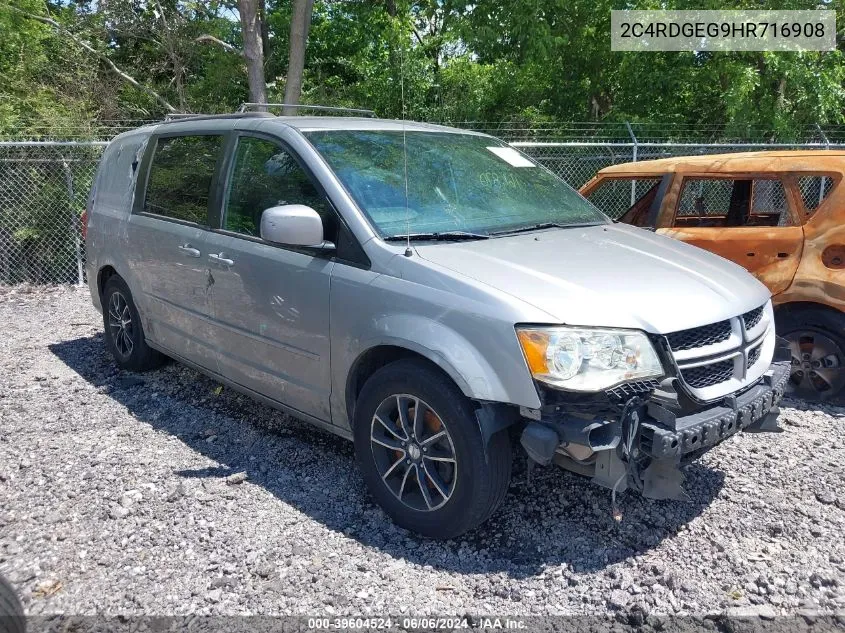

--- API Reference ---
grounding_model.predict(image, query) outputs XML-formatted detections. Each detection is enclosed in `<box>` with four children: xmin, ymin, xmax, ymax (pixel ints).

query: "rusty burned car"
<box><xmin>581</xmin><ymin>151</ymin><xmax>845</xmax><ymax>401</ymax></box>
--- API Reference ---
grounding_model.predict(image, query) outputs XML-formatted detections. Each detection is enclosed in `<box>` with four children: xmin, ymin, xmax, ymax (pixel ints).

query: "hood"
<box><xmin>414</xmin><ymin>223</ymin><xmax>770</xmax><ymax>333</ymax></box>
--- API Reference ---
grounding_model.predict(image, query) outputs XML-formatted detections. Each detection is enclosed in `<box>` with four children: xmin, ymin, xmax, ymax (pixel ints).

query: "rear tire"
<box><xmin>353</xmin><ymin>359</ymin><xmax>511</xmax><ymax>539</ymax></box>
<box><xmin>102</xmin><ymin>276</ymin><xmax>165</xmax><ymax>372</ymax></box>
<box><xmin>0</xmin><ymin>573</ymin><xmax>25</xmax><ymax>633</ymax></box>
<box><xmin>777</xmin><ymin>306</ymin><xmax>845</xmax><ymax>401</ymax></box>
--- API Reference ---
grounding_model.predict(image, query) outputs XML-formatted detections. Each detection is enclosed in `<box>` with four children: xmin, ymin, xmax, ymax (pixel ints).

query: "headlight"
<box><xmin>516</xmin><ymin>326</ymin><xmax>664</xmax><ymax>391</ymax></box>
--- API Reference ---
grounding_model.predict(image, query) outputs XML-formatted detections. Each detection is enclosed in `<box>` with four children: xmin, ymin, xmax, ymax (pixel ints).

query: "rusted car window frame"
<box><xmin>664</xmin><ymin>173</ymin><xmax>803</xmax><ymax>229</ymax></box>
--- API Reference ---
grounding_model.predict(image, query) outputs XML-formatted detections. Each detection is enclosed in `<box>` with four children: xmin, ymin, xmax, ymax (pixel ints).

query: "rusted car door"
<box><xmin>654</xmin><ymin>175</ymin><xmax>804</xmax><ymax>296</ymax></box>
<box><xmin>581</xmin><ymin>172</ymin><xmax>805</xmax><ymax>295</ymax></box>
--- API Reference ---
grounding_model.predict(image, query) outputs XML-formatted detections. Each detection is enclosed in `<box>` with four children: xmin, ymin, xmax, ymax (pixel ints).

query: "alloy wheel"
<box><xmin>107</xmin><ymin>291</ymin><xmax>134</xmax><ymax>358</ymax></box>
<box><xmin>369</xmin><ymin>394</ymin><xmax>457</xmax><ymax>512</ymax></box>
<box><xmin>785</xmin><ymin>329</ymin><xmax>845</xmax><ymax>399</ymax></box>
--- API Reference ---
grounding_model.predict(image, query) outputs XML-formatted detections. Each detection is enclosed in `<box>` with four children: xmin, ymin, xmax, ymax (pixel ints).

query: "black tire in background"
<box><xmin>102</xmin><ymin>275</ymin><xmax>166</xmax><ymax>372</ymax></box>
<box><xmin>777</xmin><ymin>305</ymin><xmax>845</xmax><ymax>401</ymax></box>
<box><xmin>353</xmin><ymin>358</ymin><xmax>512</xmax><ymax>539</ymax></box>
<box><xmin>0</xmin><ymin>574</ymin><xmax>25</xmax><ymax>633</ymax></box>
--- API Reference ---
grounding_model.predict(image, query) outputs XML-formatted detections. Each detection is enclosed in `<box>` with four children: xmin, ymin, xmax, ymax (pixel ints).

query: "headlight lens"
<box><xmin>516</xmin><ymin>326</ymin><xmax>664</xmax><ymax>391</ymax></box>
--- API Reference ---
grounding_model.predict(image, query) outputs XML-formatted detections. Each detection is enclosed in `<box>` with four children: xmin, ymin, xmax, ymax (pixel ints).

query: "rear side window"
<box><xmin>675</xmin><ymin>177</ymin><xmax>793</xmax><ymax>227</ymax></box>
<box><xmin>143</xmin><ymin>135</ymin><xmax>223</xmax><ymax>224</ymax></box>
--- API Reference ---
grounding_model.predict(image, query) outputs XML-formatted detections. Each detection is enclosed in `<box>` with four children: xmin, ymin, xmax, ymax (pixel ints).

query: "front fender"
<box><xmin>359</xmin><ymin>313</ymin><xmax>512</xmax><ymax>403</ymax></box>
<box><xmin>328</xmin><ymin>263</ymin><xmax>544</xmax><ymax>431</ymax></box>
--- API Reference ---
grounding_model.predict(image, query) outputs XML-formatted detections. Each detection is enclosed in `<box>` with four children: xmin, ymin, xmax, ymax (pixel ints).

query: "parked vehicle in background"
<box><xmin>581</xmin><ymin>151</ymin><xmax>845</xmax><ymax>401</ymax></box>
<box><xmin>85</xmin><ymin>109</ymin><xmax>789</xmax><ymax>538</ymax></box>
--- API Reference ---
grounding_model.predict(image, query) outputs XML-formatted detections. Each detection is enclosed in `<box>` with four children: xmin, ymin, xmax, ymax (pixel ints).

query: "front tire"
<box><xmin>777</xmin><ymin>306</ymin><xmax>845</xmax><ymax>401</ymax></box>
<box><xmin>102</xmin><ymin>276</ymin><xmax>165</xmax><ymax>372</ymax></box>
<box><xmin>353</xmin><ymin>359</ymin><xmax>511</xmax><ymax>539</ymax></box>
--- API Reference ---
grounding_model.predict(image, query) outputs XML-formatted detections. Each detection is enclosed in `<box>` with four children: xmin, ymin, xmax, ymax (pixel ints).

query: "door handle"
<box><xmin>208</xmin><ymin>253</ymin><xmax>234</xmax><ymax>267</ymax></box>
<box><xmin>178</xmin><ymin>244</ymin><xmax>201</xmax><ymax>258</ymax></box>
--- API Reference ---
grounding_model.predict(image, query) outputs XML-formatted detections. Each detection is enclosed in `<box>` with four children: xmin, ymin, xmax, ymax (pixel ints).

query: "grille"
<box><xmin>666</xmin><ymin>320</ymin><xmax>731</xmax><ymax>351</ymax></box>
<box><xmin>680</xmin><ymin>359</ymin><xmax>734</xmax><ymax>389</ymax></box>
<box><xmin>743</xmin><ymin>306</ymin><xmax>764</xmax><ymax>330</ymax></box>
<box><xmin>748</xmin><ymin>346</ymin><xmax>762</xmax><ymax>368</ymax></box>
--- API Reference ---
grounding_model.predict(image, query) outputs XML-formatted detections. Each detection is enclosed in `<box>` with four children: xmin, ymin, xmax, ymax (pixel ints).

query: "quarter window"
<box><xmin>675</xmin><ymin>178</ymin><xmax>792</xmax><ymax>227</ymax></box>
<box><xmin>584</xmin><ymin>177</ymin><xmax>662</xmax><ymax>224</ymax></box>
<box><xmin>797</xmin><ymin>175</ymin><xmax>836</xmax><ymax>214</ymax></box>
<box><xmin>587</xmin><ymin>178</ymin><xmax>660</xmax><ymax>221</ymax></box>
<box><xmin>223</xmin><ymin>137</ymin><xmax>335</xmax><ymax>240</ymax></box>
<box><xmin>144</xmin><ymin>135</ymin><xmax>223</xmax><ymax>224</ymax></box>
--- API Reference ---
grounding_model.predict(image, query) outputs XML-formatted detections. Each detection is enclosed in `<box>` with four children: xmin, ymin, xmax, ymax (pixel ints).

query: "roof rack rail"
<box><xmin>162</xmin><ymin>112</ymin><xmax>274</xmax><ymax>123</ymax></box>
<box><xmin>237</xmin><ymin>103</ymin><xmax>376</xmax><ymax>118</ymax></box>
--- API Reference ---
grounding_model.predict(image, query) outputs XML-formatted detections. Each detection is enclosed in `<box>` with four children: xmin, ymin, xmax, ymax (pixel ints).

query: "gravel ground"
<box><xmin>1</xmin><ymin>284</ymin><xmax>844</xmax><ymax>620</ymax></box>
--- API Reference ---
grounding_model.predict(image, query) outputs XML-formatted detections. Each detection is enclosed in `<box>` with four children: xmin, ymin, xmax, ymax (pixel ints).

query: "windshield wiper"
<box><xmin>384</xmin><ymin>231</ymin><xmax>490</xmax><ymax>242</ymax></box>
<box><xmin>488</xmin><ymin>221</ymin><xmax>600</xmax><ymax>236</ymax></box>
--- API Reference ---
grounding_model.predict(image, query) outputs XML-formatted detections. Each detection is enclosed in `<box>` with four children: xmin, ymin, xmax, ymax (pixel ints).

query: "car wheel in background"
<box><xmin>353</xmin><ymin>359</ymin><xmax>511</xmax><ymax>539</ymax></box>
<box><xmin>777</xmin><ymin>306</ymin><xmax>845</xmax><ymax>401</ymax></box>
<box><xmin>102</xmin><ymin>276</ymin><xmax>166</xmax><ymax>372</ymax></box>
<box><xmin>0</xmin><ymin>574</ymin><xmax>25</xmax><ymax>633</ymax></box>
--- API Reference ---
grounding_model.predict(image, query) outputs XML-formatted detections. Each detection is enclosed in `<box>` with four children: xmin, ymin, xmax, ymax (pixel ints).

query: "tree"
<box><xmin>238</xmin><ymin>0</ymin><xmax>267</xmax><ymax>105</ymax></box>
<box><xmin>282</xmin><ymin>0</ymin><xmax>314</xmax><ymax>114</ymax></box>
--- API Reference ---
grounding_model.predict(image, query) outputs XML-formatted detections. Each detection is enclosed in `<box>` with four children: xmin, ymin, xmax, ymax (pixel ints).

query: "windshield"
<box><xmin>305</xmin><ymin>130</ymin><xmax>608</xmax><ymax>238</ymax></box>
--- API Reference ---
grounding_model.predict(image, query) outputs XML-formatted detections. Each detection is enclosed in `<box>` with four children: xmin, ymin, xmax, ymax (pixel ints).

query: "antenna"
<box><xmin>400</xmin><ymin>36</ymin><xmax>412</xmax><ymax>257</ymax></box>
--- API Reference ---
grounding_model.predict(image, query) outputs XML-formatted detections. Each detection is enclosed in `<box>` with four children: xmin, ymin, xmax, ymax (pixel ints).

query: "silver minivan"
<box><xmin>85</xmin><ymin>111</ymin><xmax>790</xmax><ymax>538</ymax></box>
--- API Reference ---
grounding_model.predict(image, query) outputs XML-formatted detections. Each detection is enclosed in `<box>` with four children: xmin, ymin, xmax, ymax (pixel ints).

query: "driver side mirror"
<box><xmin>260</xmin><ymin>204</ymin><xmax>334</xmax><ymax>250</ymax></box>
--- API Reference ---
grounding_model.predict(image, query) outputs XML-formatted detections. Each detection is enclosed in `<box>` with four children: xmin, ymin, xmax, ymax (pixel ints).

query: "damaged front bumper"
<box><xmin>520</xmin><ymin>360</ymin><xmax>791</xmax><ymax>500</ymax></box>
<box><xmin>642</xmin><ymin>361</ymin><xmax>790</xmax><ymax>462</ymax></box>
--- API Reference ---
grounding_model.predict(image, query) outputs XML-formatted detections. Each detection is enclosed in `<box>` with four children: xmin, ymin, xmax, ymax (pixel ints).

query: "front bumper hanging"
<box><xmin>641</xmin><ymin>361</ymin><xmax>790</xmax><ymax>462</ymax></box>
<box><xmin>520</xmin><ymin>360</ymin><xmax>791</xmax><ymax>500</ymax></box>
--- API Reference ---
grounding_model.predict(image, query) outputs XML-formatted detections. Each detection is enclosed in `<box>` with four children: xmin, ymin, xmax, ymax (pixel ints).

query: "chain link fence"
<box><xmin>0</xmin><ymin>142</ymin><xmax>105</xmax><ymax>285</ymax></box>
<box><xmin>2</xmin><ymin>121</ymin><xmax>844</xmax><ymax>284</ymax></box>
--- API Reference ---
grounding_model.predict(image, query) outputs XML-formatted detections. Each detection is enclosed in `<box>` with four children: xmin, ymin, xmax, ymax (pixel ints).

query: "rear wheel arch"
<box><xmin>774</xmin><ymin>301</ymin><xmax>844</xmax><ymax>322</ymax></box>
<box><xmin>97</xmin><ymin>265</ymin><xmax>119</xmax><ymax>300</ymax></box>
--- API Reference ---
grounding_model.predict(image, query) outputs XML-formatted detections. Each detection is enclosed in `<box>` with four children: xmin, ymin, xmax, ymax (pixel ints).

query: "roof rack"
<box><xmin>162</xmin><ymin>112</ymin><xmax>274</xmax><ymax>123</ymax></box>
<box><xmin>237</xmin><ymin>103</ymin><xmax>376</xmax><ymax>118</ymax></box>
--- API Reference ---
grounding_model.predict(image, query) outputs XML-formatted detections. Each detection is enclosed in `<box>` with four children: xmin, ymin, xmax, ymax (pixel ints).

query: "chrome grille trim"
<box><xmin>666</xmin><ymin>302</ymin><xmax>774</xmax><ymax>400</ymax></box>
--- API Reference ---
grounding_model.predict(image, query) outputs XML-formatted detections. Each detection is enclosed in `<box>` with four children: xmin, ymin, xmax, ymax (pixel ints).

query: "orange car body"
<box><xmin>580</xmin><ymin>151</ymin><xmax>845</xmax><ymax>315</ymax></box>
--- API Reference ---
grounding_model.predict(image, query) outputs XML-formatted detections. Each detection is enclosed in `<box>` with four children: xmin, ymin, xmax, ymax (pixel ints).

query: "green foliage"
<box><xmin>1</xmin><ymin>0</ymin><xmax>844</xmax><ymax>135</ymax></box>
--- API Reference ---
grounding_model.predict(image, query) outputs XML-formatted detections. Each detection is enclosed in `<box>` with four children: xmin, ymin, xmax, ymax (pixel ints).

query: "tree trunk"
<box><xmin>282</xmin><ymin>0</ymin><xmax>314</xmax><ymax>115</ymax></box>
<box><xmin>259</xmin><ymin>0</ymin><xmax>271</xmax><ymax>64</ymax></box>
<box><xmin>238</xmin><ymin>0</ymin><xmax>267</xmax><ymax>106</ymax></box>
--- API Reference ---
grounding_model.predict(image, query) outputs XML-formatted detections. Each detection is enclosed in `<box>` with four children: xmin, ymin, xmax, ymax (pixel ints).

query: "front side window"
<box><xmin>305</xmin><ymin>130</ymin><xmax>606</xmax><ymax>238</ymax></box>
<box><xmin>675</xmin><ymin>177</ymin><xmax>792</xmax><ymax>227</ymax></box>
<box><xmin>144</xmin><ymin>135</ymin><xmax>223</xmax><ymax>224</ymax></box>
<box><xmin>223</xmin><ymin>136</ymin><xmax>335</xmax><ymax>239</ymax></box>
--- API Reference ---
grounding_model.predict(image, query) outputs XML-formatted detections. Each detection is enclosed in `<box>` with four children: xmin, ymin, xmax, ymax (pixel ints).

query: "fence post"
<box><xmin>816</xmin><ymin>123</ymin><xmax>830</xmax><ymax>207</ymax></box>
<box><xmin>61</xmin><ymin>158</ymin><xmax>85</xmax><ymax>287</ymax></box>
<box><xmin>625</xmin><ymin>121</ymin><xmax>638</xmax><ymax>206</ymax></box>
